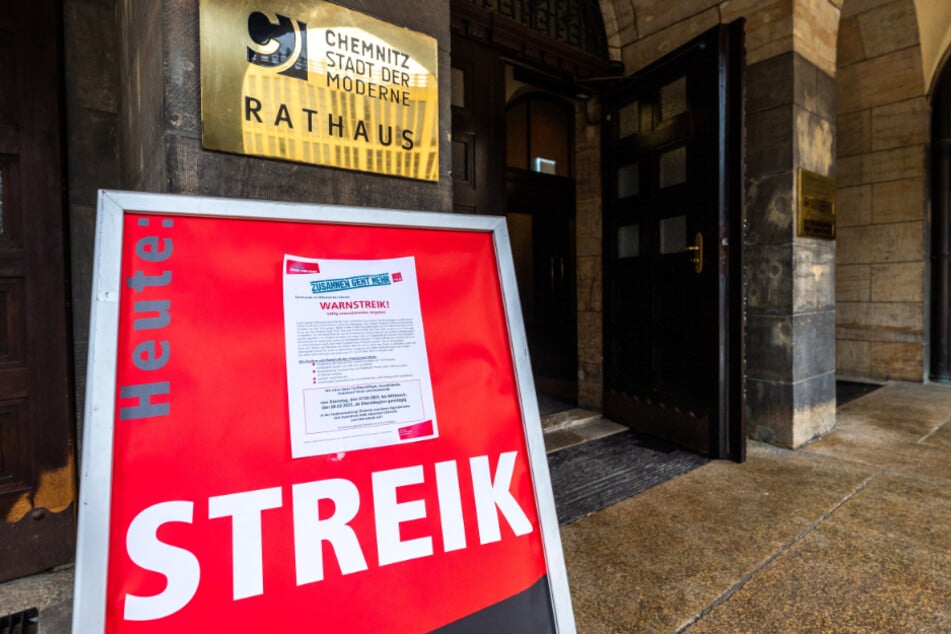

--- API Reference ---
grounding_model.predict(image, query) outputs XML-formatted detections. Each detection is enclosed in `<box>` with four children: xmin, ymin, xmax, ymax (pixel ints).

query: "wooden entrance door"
<box><xmin>450</xmin><ymin>36</ymin><xmax>504</xmax><ymax>216</ymax></box>
<box><xmin>0</xmin><ymin>1</ymin><xmax>76</xmax><ymax>581</ymax></box>
<box><xmin>602</xmin><ymin>24</ymin><xmax>743</xmax><ymax>459</ymax></box>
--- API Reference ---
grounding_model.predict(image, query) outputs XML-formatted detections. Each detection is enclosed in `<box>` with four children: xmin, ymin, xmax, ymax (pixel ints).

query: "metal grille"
<box><xmin>0</xmin><ymin>608</ymin><xmax>39</xmax><ymax>634</ymax></box>
<box><xmin>464</xmin><ymin>0</ymin><xmax>608</xmax><ymax>57</ymax></box>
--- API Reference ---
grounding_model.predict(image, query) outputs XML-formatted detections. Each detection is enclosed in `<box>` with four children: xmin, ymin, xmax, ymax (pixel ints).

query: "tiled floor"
<box><xmin>561</xmin><ymin>382</ymin><xmax>951</xmax><ymax>632</ymax></box>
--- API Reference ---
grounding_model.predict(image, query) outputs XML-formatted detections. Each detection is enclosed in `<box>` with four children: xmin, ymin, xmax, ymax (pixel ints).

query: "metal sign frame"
<box><xmin>73</xmin><ymin>190</ymin><xmax>574</xmax><ymax>632</ymax></box>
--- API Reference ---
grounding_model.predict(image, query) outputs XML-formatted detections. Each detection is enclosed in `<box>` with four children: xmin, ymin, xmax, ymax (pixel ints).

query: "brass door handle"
<box><xmin>685</xmin><ymin>232</ymin><xmax>703</xmax><ymax>273</ymax></box>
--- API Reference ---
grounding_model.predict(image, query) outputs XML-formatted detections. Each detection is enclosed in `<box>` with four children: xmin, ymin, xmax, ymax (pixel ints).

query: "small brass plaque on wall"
<box><xmin>200</xmin><ymin>0</ymin><xmax>439</xmax><ymax>181</ymax></box>
<box><xmin>798</xmin><ymin>168</ymin><xmax>836</xmax><ymax>239</ymax></box>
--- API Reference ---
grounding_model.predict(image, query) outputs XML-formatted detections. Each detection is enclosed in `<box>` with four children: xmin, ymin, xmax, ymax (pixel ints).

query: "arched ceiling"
<box><xmin>599</xmin><ymin>0</ymin><xmax>951</xmax><ymax>89</ymax></box>
<box><xmin>915</xmin><ymin>0</ymin><xmax>951</xmax><ymax>92</ymax></box>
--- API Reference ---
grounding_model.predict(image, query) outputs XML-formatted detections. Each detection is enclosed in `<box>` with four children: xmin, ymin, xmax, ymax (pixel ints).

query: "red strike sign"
<box><xmin>97</xmin><ymin>209</ymin><xmax>560</xmax><ymax>632</ymax></box>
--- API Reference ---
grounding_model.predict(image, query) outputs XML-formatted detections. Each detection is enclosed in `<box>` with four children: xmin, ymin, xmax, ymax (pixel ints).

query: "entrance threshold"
<box><xmin>545</xmin><ymin>420</ymin><xmax>709</xmax><ymax>524</ymax></box>
<box><xmin>541</xmin><ymin>407</ymin><xmax>627</xmax><ymax>454</ymax></box>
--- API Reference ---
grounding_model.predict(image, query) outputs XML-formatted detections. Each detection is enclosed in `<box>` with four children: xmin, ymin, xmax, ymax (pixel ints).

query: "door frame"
<box><xmin>0</xmin><ymin>0</ymin><xmax>77</xmax><ymax>582</ymax></box>
<box><xmin>601</xmin><ymin>23</ymin><xmax>745</xmax><ymax>461</ymax></box>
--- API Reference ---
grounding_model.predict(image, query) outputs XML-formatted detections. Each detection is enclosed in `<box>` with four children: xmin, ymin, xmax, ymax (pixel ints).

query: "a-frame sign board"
<box><xmin>73</xmin><ymin>191</ymin><xmax>575</xmax><ymax>633</ymax></box>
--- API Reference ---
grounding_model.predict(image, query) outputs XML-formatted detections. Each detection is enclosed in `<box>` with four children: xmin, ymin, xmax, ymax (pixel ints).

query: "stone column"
<box><xmin>745</xmin><ymin>52</ymin><xmax>837</xmax><ymax>447</ymax></box>
<box><xmin>575</xmin><ymin>103</ymin><xmax>603</xmax><ymax>410</ymax></box>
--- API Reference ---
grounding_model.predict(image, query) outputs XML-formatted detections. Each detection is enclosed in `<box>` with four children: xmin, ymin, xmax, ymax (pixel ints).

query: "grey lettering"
<box><xmin>135</xmin><ymin>236</ymin><xmax>173</xmax><ymax>263</ymax></box>
<box><xmin>128</xmin><ymin>270</ymin><xmax>172</xmax><ymax>293</ymax></box>
<box><xmin>120</xmin><ymin>382</ymin><xmax>171</xmax><ymax>420</ymax></box>
<box><xmin>133</xmin><ymin>300</ymin><xmax>171</xmax><ymax>331</ymax></box>
<box><xmin>132</xmin><ymin>340</ymin><xmax>170</xmax><ymax>371</ymax></box>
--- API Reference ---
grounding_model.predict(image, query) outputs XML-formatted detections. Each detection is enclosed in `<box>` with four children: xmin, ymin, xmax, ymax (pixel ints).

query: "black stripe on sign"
<box><xmin>430</xmin><ymin>575</ymin><xmax>556</xmax><ymax>634</ymax></box>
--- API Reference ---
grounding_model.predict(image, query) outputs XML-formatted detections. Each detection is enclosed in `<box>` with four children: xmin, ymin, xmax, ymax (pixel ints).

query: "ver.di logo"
<box><xmin>246</xmin><ymin>11</ymin><xmax>308</xmax><ymax>81</ymax></box>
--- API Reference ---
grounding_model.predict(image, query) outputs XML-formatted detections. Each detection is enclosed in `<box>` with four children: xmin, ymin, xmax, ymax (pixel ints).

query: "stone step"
<box><xmin>540</xmin><ymin>407</ymin><xmax>603</xmax><ymax>431</ymax></box>
<box><xmin>542</xmin><ymin>415</ymin><xmax>628</xmax><ymax>454</ymax></box>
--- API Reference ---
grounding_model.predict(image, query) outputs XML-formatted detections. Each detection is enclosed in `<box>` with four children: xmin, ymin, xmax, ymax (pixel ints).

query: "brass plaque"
<box><xmin>798</xmin><ymin>168</ymin><xmax>836</xmax><ymax>239</ymax></box>
<box><xmin>200</xmin><ymin>1</ymin><xmax>439</xmax><ymax>181</ymax></box>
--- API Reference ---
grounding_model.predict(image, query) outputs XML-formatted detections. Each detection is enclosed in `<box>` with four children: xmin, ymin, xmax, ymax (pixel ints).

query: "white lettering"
<box><xmin>292</xmin><ymin>478</ymin><xmax>368</xmax><ymax>585</ymax></box>
<box><xmin>373</xmin><ymin>465</ymin><xmax>432</xmax><ymax>566</ymax></box>
<box><xmin>120</xmin><ymin>452</ymin><xmax>534</xmax><ymax>621</ymax></box>
<box><xmin>124</xmin><ymin>501</ymin><xmax>201</xmax><ymax>621</ymax></box>
<box><xmin>470</xmin><ymin>452</ymin><xmax>533</xmax><ymax>544</ymax></box>
<box><xmin>435</xmin><ymin>460</ymin><xmax>466</xmax><ymax>552</ymax></box>
<box><xmin>208</xmin><ymin>487</ymin><xmax>283</xmax><ymax>600</ymax></box>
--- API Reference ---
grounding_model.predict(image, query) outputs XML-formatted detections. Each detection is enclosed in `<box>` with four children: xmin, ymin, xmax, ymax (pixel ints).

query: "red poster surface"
<box><xmin>94</xmin><ymin>208</ymin><xmax>558</xmax><ymax>632</ymax></box>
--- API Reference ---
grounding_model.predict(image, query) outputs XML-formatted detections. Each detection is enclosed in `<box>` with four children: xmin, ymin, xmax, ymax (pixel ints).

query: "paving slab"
<box><xmin>835</xmin><ymin>381</ymin><xmax>951</xmax><ymax>441</ymax></box>
<box><xmin>686</xmin><ymin>510</ymin><xmax>950</xmax><ymax>633</ymax></box>
<box><xmin>562</xmin><ymin>382</ymin><xmax>951</xmax><ymax>632</ymax></box>
<box><xmin>560</xmin><ymin>443</ymin><xmax>878</xmax><ymax>633</ymax></box>
<box><xmin>805</xmin><ymin>428</ymin><xmax>951</xmax><ymax>481</ymax></box>
<box><xmin>828</xmin><ymin>471</ymin><xmax>951</xmax><ymax>553</ymax></box>
<box><xmin>922</xmin><ymin>420</ymin><xmax>951</xmax><ymax>450</ymax></box>
<box><xmin>807</xmin><ymin>382</ymin><xmax>951</xmax><ymax>481</ymax></box>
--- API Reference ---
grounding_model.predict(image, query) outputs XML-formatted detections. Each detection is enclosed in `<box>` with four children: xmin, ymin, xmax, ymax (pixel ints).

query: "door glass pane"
<box><xmin>618</xmin><ymin>224</ymin><xmax>639</xmax><ymax>258</ymax></box>
<box><xmin>660</xmin><ymin>76</ymin><xmax>686</xmax><ymax>121</ymax></box>
<box><xmin>451</xmin><ymin>67</ymin><xmax>466</xmax><ymax>108</ymax></box>
<box><xmin>619</xmin><ymin>101</ymin><xmax>638</xmax><ymax>138</ymax></box>
<box><xmin>618</xmin><ymin>163</ymin><xmax>639</xmax><ymax>199</ymax></box>
<box><xmin>659</xmin><ymin>215</ymin><xmax>686</xmax><ymax>254</ymax></box>
<box><xmin>659</xmin><ymin>146</ymin><xmax>686</xmax><ymax>188</ymax></box>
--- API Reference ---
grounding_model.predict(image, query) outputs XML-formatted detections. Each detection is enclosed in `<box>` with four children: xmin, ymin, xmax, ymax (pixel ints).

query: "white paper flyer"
<box><xmin>282</xmin><ymin>254</ymin><xmax>438</xmax><ymax>457</ymax></box>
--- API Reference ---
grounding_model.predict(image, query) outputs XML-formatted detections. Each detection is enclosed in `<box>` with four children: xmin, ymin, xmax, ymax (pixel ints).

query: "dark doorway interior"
<box><xmin>506</xmin><ymin>95</ymin><xmax>577</xmax><ymax>402</ymax></box>
<box><xmin>835</xmin><ymin>380</ymin><xmax>882</xmax><ymax>406</ymax></box>
<box><xmin>450</xmin><ymin>0</ymin><xmax>621</xmax><ymax>408</ymax></box>
<box><xmin>931</xmin><ymin>60</ymin><xmax>951</xmax><ymax>382</ymax></box>
<box><xmin>451</xmin><ymin>33</ymin><xmax>581</xmax><ymax>404</ymax></box>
